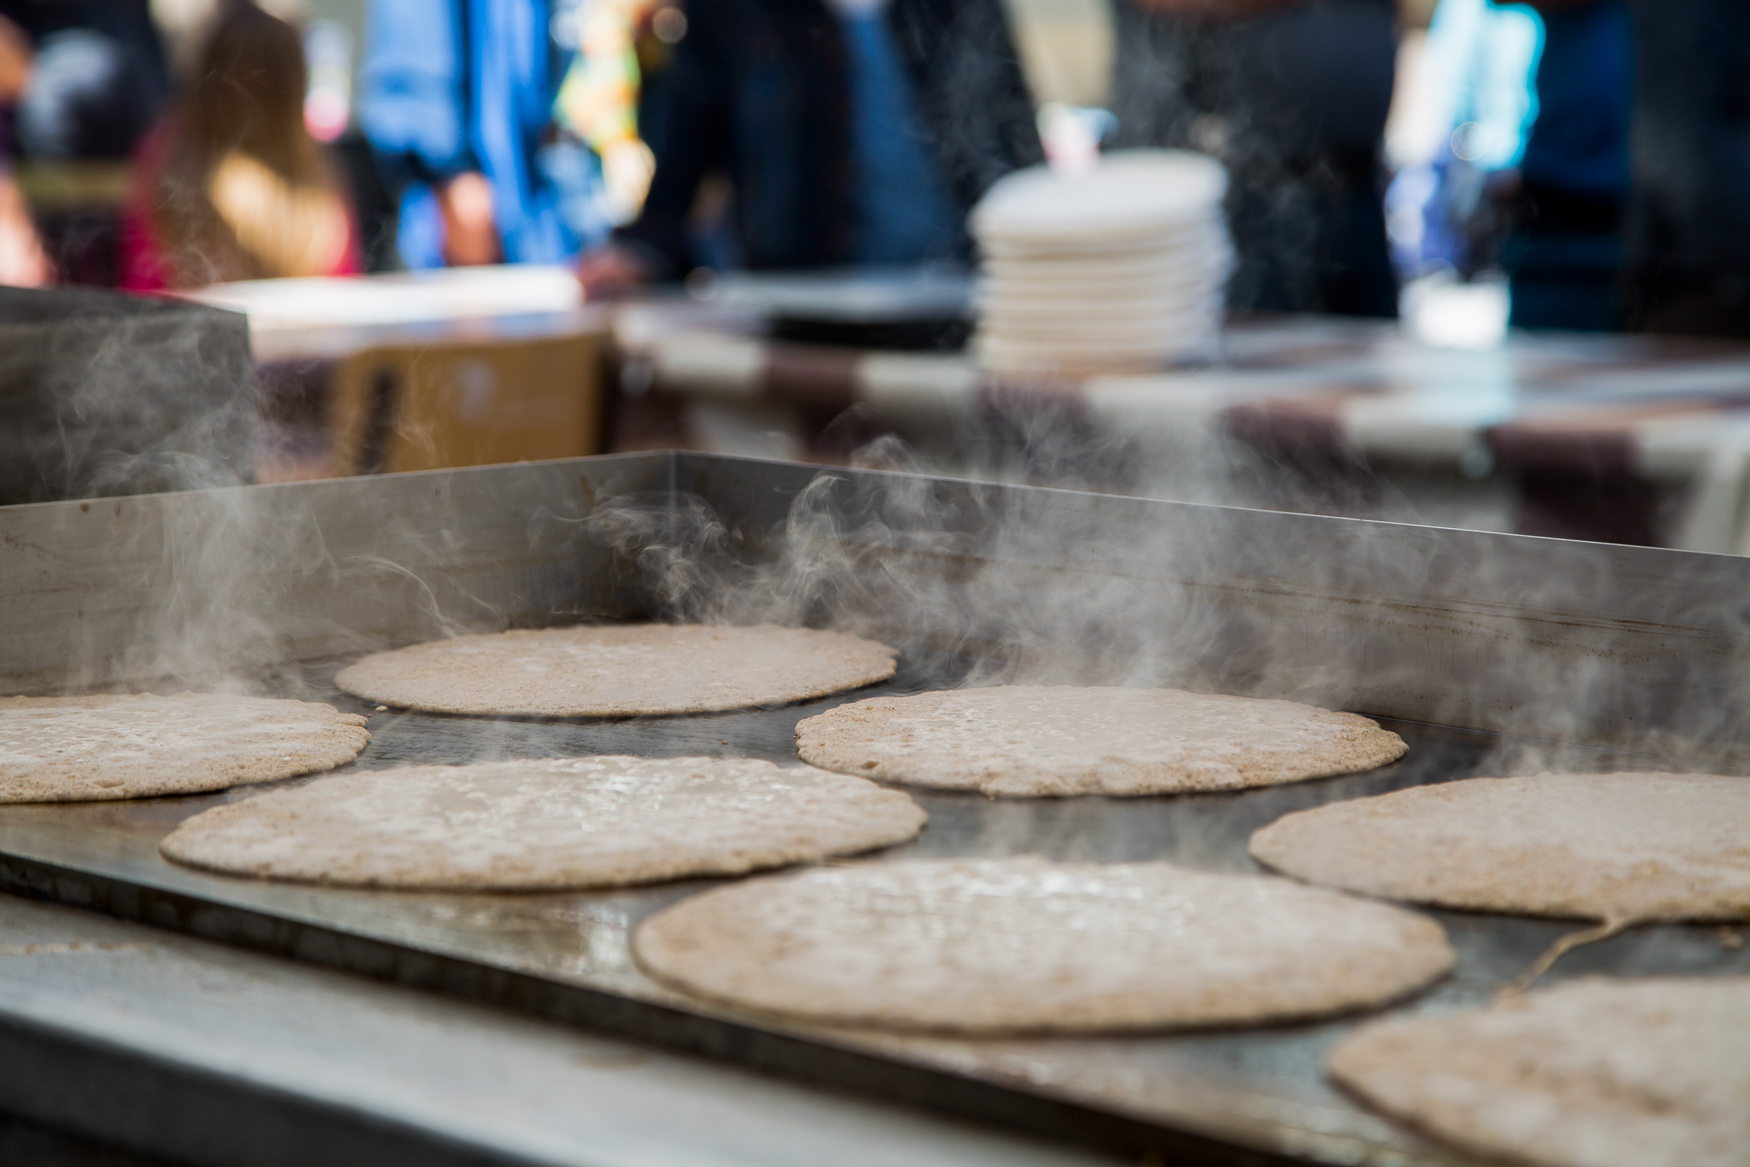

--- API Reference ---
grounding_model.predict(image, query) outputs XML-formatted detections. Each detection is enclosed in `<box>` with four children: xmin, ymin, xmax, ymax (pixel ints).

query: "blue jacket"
<box><xmin>614</xmin><ymin>0</ymin><xmax>1037</xmax><ymax>279</ymax></box>
<box><xmin>360</xmin><ymin>0</ymin><xmax>586</xmax><ymax>266</ymax></box>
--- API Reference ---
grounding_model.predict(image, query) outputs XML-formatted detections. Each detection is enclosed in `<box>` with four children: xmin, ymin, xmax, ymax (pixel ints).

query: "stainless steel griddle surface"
<box><xmin>1</xmin><ymin>656</ymin><xmax>1745</xmax><ymax>1167</ymax></box>
<box><xmin>8</xmin><ymin>452</ymin><xmax>1750</xmax><ymax>1166</ymax></box>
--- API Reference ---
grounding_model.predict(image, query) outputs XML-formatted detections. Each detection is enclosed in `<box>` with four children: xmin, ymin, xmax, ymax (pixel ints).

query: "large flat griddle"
<box><xmin>3</xmin><ymin>452</ymin><xmax>1748</xmax><ymax>1166</ymax></box>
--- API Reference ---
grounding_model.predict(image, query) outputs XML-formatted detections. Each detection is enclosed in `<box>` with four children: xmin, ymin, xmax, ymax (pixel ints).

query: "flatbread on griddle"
<box><xmin>335</xmin><ymin>623</ymin><xmax>897</xmax><ymax>718</ymax></box>
<box><xmin>160</xmin><ymin>756</ymin><xmax>926</xmax><ymax>890</ymax></box>
<box><xmin>633</xmin><ymin>857</ymin><xmax>1453</xmax><ymax>1034</ymax></box>
<box><xmin>1328</xmin><ymin>977</ymin><xmax>1750</xmax><ymax>1167</ymax></box>
<box><xmin>794</xmin><ymin>686</ymin><xmax>1407</xmax><ymax>797</ymax></box>
<box><xmin>0</xmin><ymin>693</ymin><xmax>369</xmax><ymax>803</ymax></box>
<box><xmin>1248</xmin><ymin>773</ymin><xmax>1750</xmax><ymax>925</ymax></box>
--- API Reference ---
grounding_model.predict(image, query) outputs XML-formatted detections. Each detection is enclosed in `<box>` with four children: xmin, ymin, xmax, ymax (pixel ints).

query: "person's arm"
<box><xmin>0</xmin><ymin>13</ymin><xmax>30</xmax><ymax>105</ymax></box>
<box><xmin>0</xmin><ymin>15</ymin><xmax>47</xmax><ymax>287</ymax></box>
<box><xmin>357</xmin><ymin>0</ymin><xmax>499</xmax><ymax>265</ymax></box>
<box><xmin>589</xmin><ymin>0</ymin><xmax>733</xmax><ymax>286</ymax></box>
<box><xmin>0</xmin><ymin>171</ymin><xmax>49</xmax><ymax>286</ymax></box>
<box><xmin>435</xmin><ymin>170</ymin><xmax>499</xmax><ymax>266</ymax></box>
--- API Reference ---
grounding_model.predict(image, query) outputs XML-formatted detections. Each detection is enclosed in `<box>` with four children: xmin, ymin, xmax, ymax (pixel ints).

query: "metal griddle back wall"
<box><xmin>3</xmin><ymin>450</ymin><xmax>1748</xmax><ymax>761</ymax></box>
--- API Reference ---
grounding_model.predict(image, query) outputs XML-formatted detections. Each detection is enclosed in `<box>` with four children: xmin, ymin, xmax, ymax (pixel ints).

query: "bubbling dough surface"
<box><xmin>795</xmin><ymin>686</ymin><xmax>1407</xmax><ymax>797</ymax></box>
<box><xmin>334</xmin><ymin>623</ymin><xmax>898</xmax><ymax>718</ymax></box>
<box><xmin>0</xmin><ymin>693</ymin><xmax>369</xmax><ymax>803</ymax></box>
<box><xmin>1329</xmin><ymin>977</ymin><xmax>1750</xmax><ymax>1167</ymax></box>
<box><xmin>1249</xmin><ymin>772</ymin><xmax>1750</xmax><ymax>923</ymax></box>
<box><xmin>634</xmin><ymin>857</ymin><xmax>1454</xmax><ymax>1034</ymax></box>
<box><xmin>160</xmin><ymin>755</ymin><xmax>926</xmax><ymax>890</ymax></box>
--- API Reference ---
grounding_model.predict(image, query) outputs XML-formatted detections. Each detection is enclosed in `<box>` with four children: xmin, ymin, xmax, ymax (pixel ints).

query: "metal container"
<box><xmin>0</xmin><ymin>286</ymin><xmax>253</xmax><ymax>506</ymax></box>
<box><xmin>1</xmin><ymin>451</ymin><xmax>1747</xmax><ymax>1165</ymax></box>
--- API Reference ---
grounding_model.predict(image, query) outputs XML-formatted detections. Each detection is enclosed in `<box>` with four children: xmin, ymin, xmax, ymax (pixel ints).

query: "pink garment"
<box><xmin>118</xmin><ymin>120</ymin><xmax>362</xmax><ymax>291</ymax></box>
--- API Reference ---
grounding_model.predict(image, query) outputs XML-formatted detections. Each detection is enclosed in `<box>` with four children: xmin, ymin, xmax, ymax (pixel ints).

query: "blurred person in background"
<box><xmin>0</xmin><ymin>0</ymin><xmax>169</xmax><ymax>162</ymax></box>
<box><xmin>575</xmin><ymin>0</ymin><xmax>1038</xmax><ymax>292</ymax></box>
<box><xmin>118</xmin><ymin>1</ymin><xmax>360</xmax><ymax>289</ymax></box>
<box><xmin>554</xmin><ymin>0</ymin><xmax>665</xmax><ymax>232</ymax></box>
<box><xmin>358</xmin><ymin>0</ymin><xmax>642</xmax><ymax>270</ymax></box>
<box><xmin>1392</xmin><ymin>0</ymin><xmax>1632</xmax><ymax>331</ymax></box>
<box><xmin>895</xmin><ymin>0</ymin><xmax>1400</xmax><ymax>318</ymax></box>
<box><xmin>0</xmin><ymin>0</ymin><xmax>172</xmax><ymax>284</ymax></box>
<box><xmin>0</xmin><ymin>12</ymin><xmax>50</xmax><ymax>285</ymax></box>
<box><xmin>1622</xmin><ymin>0</ymin><xmax>1750</xmax><ymax>338</ymax></box>
<box><xmin>1105</xmin><ymin>0</ymin><xmax>1401</xmax><ymax>318</ymax></box>
<box><xmin>1501</xmin><ymin>0</ymin><xmax>1631</xmax><ymax>332</ymax></box>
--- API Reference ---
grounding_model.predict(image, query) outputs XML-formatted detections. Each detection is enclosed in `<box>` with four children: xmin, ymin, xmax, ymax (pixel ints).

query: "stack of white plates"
<box><xmin>971</xmin><ymin>150</ymin><xmax>1232</xmax><ymax>375</ymax></box>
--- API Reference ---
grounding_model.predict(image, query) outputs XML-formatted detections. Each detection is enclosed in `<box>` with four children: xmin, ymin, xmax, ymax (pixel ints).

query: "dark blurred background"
<box><xmin>1</xmin><ymin>0</ymin><xmax>1747</xmax><ymax>554</ymax></box>
<box><xmin>0</xmin><ymin>0</ymin><xmax>1742</xmax><ymax>338</ymax></box>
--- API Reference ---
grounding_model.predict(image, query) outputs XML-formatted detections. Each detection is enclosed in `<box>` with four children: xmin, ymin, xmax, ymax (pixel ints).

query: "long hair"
<box><xmin>152</xmin><ymin>2</ymin><xmax>348</xmax><ymax>285</ymax></box>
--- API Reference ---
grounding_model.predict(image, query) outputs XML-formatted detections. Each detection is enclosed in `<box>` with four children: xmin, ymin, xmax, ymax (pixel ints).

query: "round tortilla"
<box><xmin>0</xmin><ymin>693</ymin><xmax>369</xmax><ymax>804</ymax></box>
<box><xmin>1328</xmin><ymin>977</ymin><xmax>1750</xmax><ymax>1167</ymax></box>
<box><xmin>632</xmin><ymin>857</ymin><xmax>1453</xmax><ymax>1034</ymax></box>
<box><xmin>1249</xmin><ymin>773</ymin><xmax>1750</xmax><ymax>924</ymax></box>
<box><xmin>794</xmin><ymin>686</ymin><xmax>1408</xmax><ymax>797</ymax></box>
<box><xmin>334</xmin><ymin>623</ymin><xmax>898</xmax><ymax>718</ymax></box>
<box><xmin>160</xmin><ymin>756</ymin><xmax>926</xmax><ymax>890</ymax></box>
<box><xmin>972</xmin><ymin>151</ymin><xmax>1229</xmax><ymax>246</ymax></box>
<box><xmin>971</xmin><ymin>152</ymin><xmax>1233</xmax><ymax>372</ymax></box>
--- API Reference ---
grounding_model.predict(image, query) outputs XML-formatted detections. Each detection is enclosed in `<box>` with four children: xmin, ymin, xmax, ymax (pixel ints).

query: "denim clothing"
<box><xmin>1506</xmin><ymin>0</ymin><xmax>1633</xmax><ymax>331</ymax></box>
<box><xmin>360</xmin><ymin>0</ymin><xmax>606</xmax><ymax>267</ymax></box>
<box><xmin>613</xmin><ymin>0</ymin><xmax>1036</xmax><ymax>279</ymax></box>
<box><xmin>1520</xmin><ymin>0</ymin><xmax>1632</xmax><ymax>200</ymax></box>
<box><xmin>838</xmin><ymin>9</ymin><xmax>962</xmax><ymax>265</ymax></box>
<box><xmin>1106</xmin><ymin>0</ymin><xmax>1400</xmax><ymax>318</ymax></box>
<box><xmin>1624</xmin><ymin>0</ymin><xmax>1750</xmax><ymax>336</ymax></box>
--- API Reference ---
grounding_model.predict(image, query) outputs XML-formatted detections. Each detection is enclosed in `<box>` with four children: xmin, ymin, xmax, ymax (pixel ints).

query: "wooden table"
<box><xmin>182</xmin><ymin>268</ymin><xmax>615</xmax><ymax>482</ymax></box>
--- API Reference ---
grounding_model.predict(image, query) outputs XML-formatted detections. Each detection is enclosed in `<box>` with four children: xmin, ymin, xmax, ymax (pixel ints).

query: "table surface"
<box><xmin>620</xmin><ymin>309</ymin><xmax>1750</xmax><ymax>452</ymax></box>
<box><xmin>176</xmin><ymin>269</ymin><xmax>1750</xmax><ymax>553</ymax></box>
<box><xmin>182</xmin><ymin>266</ymin><xmax>615</xmax><ymax>363</ymax></box>
<box><xmin>615</xmin><ymin>309</ymin><xmax>1750</xmax><ymax>553</ymax></box>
